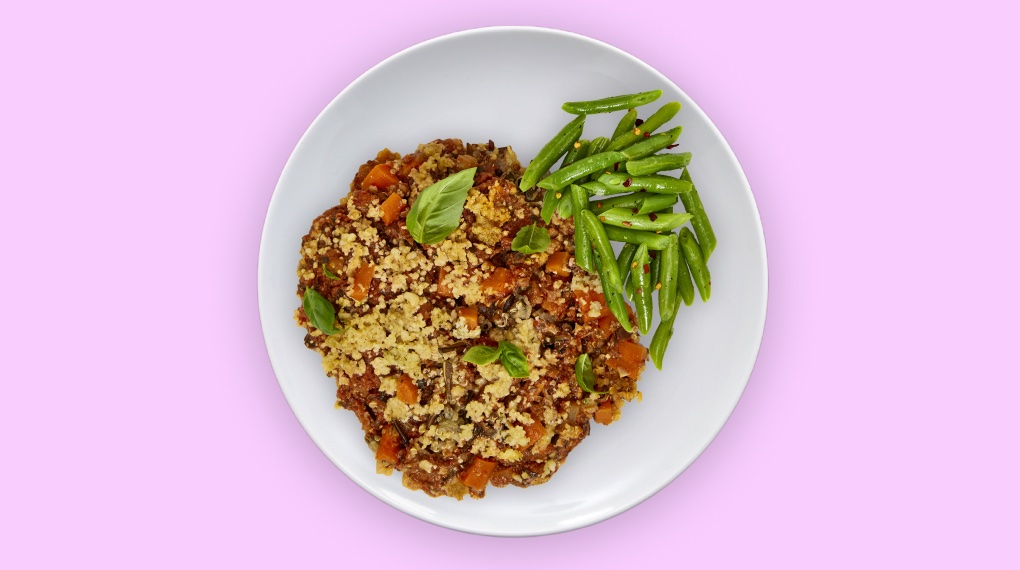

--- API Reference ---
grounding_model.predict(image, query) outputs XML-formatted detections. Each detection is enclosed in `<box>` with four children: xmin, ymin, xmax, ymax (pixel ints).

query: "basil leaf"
<box><xmin>575</xmin><ymin>354</ymin><xmax>604</xmax><ymax>394</ymax></box>
<box><xmin>463</xmin><ymin>344</ymin><xmax>502</xmax><ymax>366</ymax></box>
<box><xmin>406</xmin><ymin>167</ymin><xmax>477</xmax><ymax>245</ymax></box>
<box><xmin>498</xmin><ymin>341</ymin><xmax>530</xmax><ymax>378</ymax></box>
<box><xmin>322</xmin><ymin>264</ymin><xmax>341</xmax><ymax>280</ymax></box>
<box><xmin>302</xmin><ymin>288</ymin><xmax>342</xmax><ymax>335</ymax></box>
<box><xmin>511</xmin><ymin>223</ymin><xmax>551</xmax><ymax>255</ymax></box>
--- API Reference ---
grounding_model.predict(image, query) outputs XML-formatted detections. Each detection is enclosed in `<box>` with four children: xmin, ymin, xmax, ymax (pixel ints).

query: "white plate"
<box><xmin>258</xmin><ymin>27</ymin><xmax>767</xmax><ymax>537</ymax></box>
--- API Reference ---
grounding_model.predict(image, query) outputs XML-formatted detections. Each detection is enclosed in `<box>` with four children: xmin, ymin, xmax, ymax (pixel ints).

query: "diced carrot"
<box><xmin>522</xmin><ymin>417</ymin><xmax>546</xmax><ymax>445</ymax></box>
<box><xmin>618</xmin><ymin>339</ymin><xmax>647</xmax><ymax>362</ymax></box>
<box><xmin>436</xmin><ymin>267</ymin><xmax>452</xmax><ymax>297</ymax></box>
<box><xmin>460</xmin><ymin>457</ymin><xmax>497</xmax><ymax>492</ymax></box>
<box><xmin>481</xmin><ymin>267</ymin><xmax>515</xmax><ymax>296</ymax></box>
<box><xmin>598</xmin><ymin>314</ymin><xmax>618</xmax><ymax>334</ymax></box>
<box><xmin>572</xmin><ymin>288</ymin><xmax>612</xmax><ymax>323</ymax></box>
<box><xmin>607</xmin><ymin>339</ymin><xmax>647</xmax><ymax>378</ymax></box>
<box><xmin>546</xmin><ymin>251</ymin><xmax>571</xmax><ymax>277</ymax></box>
<box><xmin>594</xmin><ymin>401</ymin><xmax>615</xmax><ymax>425</ymax></box>
<box><xmin>396</xmin><ymin>374</ymin><xmax>418</xmax><ymax>406</ymax></box>
<box><xmin>361</xmin><ymin>163</ymin><xmax>400</xmax><ymax>190</ymax></box>
<box><xmin>375</xmin><ymin>428</ymin><xmax>401</xmax><ymax>464</ymax></box>
<box><xmin>380</xmin><ymin>192</ymin><xmax>404</xmax><ymax>225</ymax></box>
<box><xmin>457</xmin><ymin>306</ymin><xmax>478</xmax><ymax>330</ymax></box>
<box><xmin>349</xmin><ymin>262</ymin><xmax>374</xmax><ymax>302</ymax></box>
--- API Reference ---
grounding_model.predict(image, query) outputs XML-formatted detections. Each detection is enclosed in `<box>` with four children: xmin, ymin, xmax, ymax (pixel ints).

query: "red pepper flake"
<box><xmin>623</xmin><ymin>178</ymin><xmax>632</xmax><ymax>187</ymax></box>
<box><xmin>649</xmin><ymin>251</ymin><xmax>657</xmax><ymax>259</ymax></box>
<box><xmin>666</xmin><ymin>144</ymin><xmax>679</xmax><ymax>149</ymax></box>
<box><xmin>636</xmin><ymin>287</ymin><xmax>643</xmax><ymax>294</ymax></box>
<box><xmin>631</xmin><ymin>208</ymin><xmax>639</xmax><ymax>214</ymax></box>
<box><xmin>613</xmin><ymin>162</ymin><xmax>620</xmax><ymax>171</ymax></box>
<box><xmin>487</xmin><ymin>140</ymin><xmax>495</xmax><ymax>150</ymax></box>
<box><xmin>622</xmin><ymin>221</ymin><xmax>633</xmax><ymax>227</ymax></box>
<box><xmin>599</xmin><ymin>216</ymin><xmax>607</xmax><ymax>221</ymax></box>
<box><xmin>643</xmin><ymin>264</ymin><xmax>650</xmax><ymax>274</ymax></box>
<box><xmin>635</xmin><ymin>118</ymin><xmax>644</xmax><ymax>126</ymax></box>
<box><xmin>643</xmin><ymin>132</ymin><xmax>651</xmax><ymax>138</ymax></box>
<box><xmin>648</xmin><ymin>213</ymin><xmax>658</xmax><ymax>221</ymax></box>
<box><xmin>596</xmin><ymin>203</ymin><xmax>604</xmax><ymax>209</ymax></box>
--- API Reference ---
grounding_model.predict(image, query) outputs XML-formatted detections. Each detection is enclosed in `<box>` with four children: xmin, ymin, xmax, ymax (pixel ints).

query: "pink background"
<box><xmin>2</xmin><ymin>1</ymin><xmax>1018</xmax><ymax>568</ymax></box>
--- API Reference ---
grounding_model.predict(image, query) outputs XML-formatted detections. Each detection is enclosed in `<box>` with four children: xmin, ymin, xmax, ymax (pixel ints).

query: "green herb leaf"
<box><xmin>406</xmin><ymin>167</ymin><xmax>477</xmax><ymax>245</ymax></box>
<box><xmin>322</xmin><ymin>264</ymin><xmax>341</xmax><ymax>280</ymax></box>
<box><xmin>463</xmin><ymin>344</ymin><xmax>502</xmax><ymax>366</ymax></box>
<box><xmin>302</xmin><ymin>288</ymin><xmax>342</xmax><ymax>335</ymax></box>
<box><xmin>511</xmin><ymin>223</ymin><xmax>551</xmax><ymax>254</ymax></box>
<box><xmin>514</xmin><ymin>223</ymin><xmax>554</xmax><ymax>253</ymax></box>
<box><xmin>574</xmin><ymin>354</ymin><xmax>604</xmax><ymax>394</ymax></box>
<box><xmin>498</xmin><ymin>341</ymin><xmax>530</xmax><ymax>378</ymax></box>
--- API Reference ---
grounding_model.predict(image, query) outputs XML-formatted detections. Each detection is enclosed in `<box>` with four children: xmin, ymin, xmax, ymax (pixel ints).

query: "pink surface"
<box><xmin>2</xmin><ymin>1</ymin><xmax>1018</xmax><ymax>568</ymax></box>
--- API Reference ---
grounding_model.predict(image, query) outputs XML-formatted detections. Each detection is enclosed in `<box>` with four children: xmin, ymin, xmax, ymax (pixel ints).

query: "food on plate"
<box><xmin>295</xmin><ymin>140</ymin><xmax>643</xmax><ymax>499</ymax></box>
<box><xmin>294</xmin><ymin>91</ymin><xmax>718</xmax><ymax>499</ymax></box>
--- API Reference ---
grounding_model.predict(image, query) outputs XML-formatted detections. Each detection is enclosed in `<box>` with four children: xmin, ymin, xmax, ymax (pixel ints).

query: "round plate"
<box><xmin>258</xmin><ymin>26</ymin><xmax>767</xmax><ymax>537</ymax></box>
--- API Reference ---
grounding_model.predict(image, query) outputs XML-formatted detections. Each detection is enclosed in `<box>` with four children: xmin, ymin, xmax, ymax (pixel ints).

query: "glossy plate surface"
<box><xmin>258</xmin><ymin>27</ymin><xmax>767</xmax><ymax>536</ymax></box>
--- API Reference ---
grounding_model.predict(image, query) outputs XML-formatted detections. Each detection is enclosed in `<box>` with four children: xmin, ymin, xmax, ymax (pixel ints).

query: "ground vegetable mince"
<box><xmin>295</xmin><ymin>139</ymin><xmax>646</xmax><ymax>499</ymax></box>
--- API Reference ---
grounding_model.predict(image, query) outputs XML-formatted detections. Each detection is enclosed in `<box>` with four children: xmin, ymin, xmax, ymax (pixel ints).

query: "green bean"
<box><xmin>616</xmin><ymin>242</ymin><xmax>638</xmax><ymax>285</ymax></box>
<box><xmin>537</xmin><ymin>151</ymin><xmax>627</xmax><ymax>192</ymax></box>
<box><xmin>578</xmin><ymin>210</ymin><xmax>623</xmax><ymax>292</ymax></box>
<box><xmin>679</xmin><ymin>227</ymin><xmax>711</xmax><ymax>302</ymax></box>
<box><xmin>679</xmin><ymin>168</ymin><xmax>717</xmax><ymax>259</ymax></box>
<box><xmin>581</xmin><ymin>180</ymin><xmax>630</xmax><ymax>197</ymax></box>
<box><xmin>597</xmin><ymin>208</ymin><xmax>692</xmax><ymax>232</ymax></box>
<box><xmin>607</xmin><ymin>102</ymin><xmax>681</xmax><ymax>151</ymax></box>
<box><xmin>649</xmin><ymin>311</ymin><xmax>677</xmax><ymax>370</ymax></box>
<box><xmin>562</xmin><ymin>90</ymin><xmax>662</xmax><ymax>115</ymax></box>
<box><xmin>676</xmin><ymin>243</ymin><xmax>696</xmax><ymax>307</ymax></box>
<box><xmin>603</xmin><ymin>225</ymin><xmax>670</xmax><ymax>250</ymax></box>
<box><xmin>590</xmin><ymin>193</ymin><xmax>644</xmax><ymax>212</ymax></box>
<box><xmin>625</xmin><ymin>267</ymin><xmax>637</xmax><ymax>301</ymax></box>
<box><xmin>593</xmin><ymin>249</ymin><xmax>633</xmax><ymax>333</ymax></box>
<box><xmin>619</xmin><ymin>126</ymin><xmax>683</xmax><ymax>160</ymax></box>
<box><xmin>597</xmin><ymin>171</ymin><xmax>693</xmax><ymax>194</ymax></box>
<box><xmin>587</xmin><ymin>136</ymin><xmax>610</xmax><ymax>157</ymax></box>
<box><xmin>521</xmin><ymin>115</ymin><xmax>585</xmax><ymax>191</ymax></box>
<box><xmin>541</xmin><ymin>187</ymin><xmax>560</xmax><ymax>224</ymax></box>
<box><xmin>625</xmin><ymin>152</ymin><xmax>692</xmax><ymax>176</ymax></box>
<box><xmin>612</xmin><ymin>109</ymin><xmax>638</xmax><ymax>141</ymax></box>
<box><xmin>649</xmin><ymin>249</ymin><xmax>661</xmax><ymax>303</ymax></box>
<box><xmin>658</xmin><ymin>234</ymin><xmax>681</xmax><ymax>320</ymax></box>
<box><xmin>633</xmin><ymin>243</ymin><xmax>653</xmax><ymax>334</ymax></box>
<box><xmin>580</xmin><ymin>136</ymin><xmax>611</xmax><ymax>183</ymax></box>
<box><xmin>571</xmin><ymin>185</ymin><xmax>593</xmax><ymax>272</ymax></box>
<box><xmin>590</xmin><ymin>193</ymin><xmax>676</xmax><ymax>214</ymax></box>
<box><xmin>556</xmin><ymin>190</ymin><xmax>574</xmax><ymax>218</ymax></box>
<box><xmin>561</xmin><ymin>139</ymin><xmax>591</xmax><ymax>169</ymax></box>
<box><xmin>635</xmin><ymin>194</ymin><xmax>678</xmax><ymax>215</ymax></box>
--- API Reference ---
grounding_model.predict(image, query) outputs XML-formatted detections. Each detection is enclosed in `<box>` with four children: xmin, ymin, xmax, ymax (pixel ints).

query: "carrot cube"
<box><xmin>349</xmin><ymin>262</ymin><xmax>374</xmax><ymax>302</ymax></box>
<box><xmin>380</xmin><ymin>192</ymin><xmax>404</xmax><ymax>225</ymax></box>
<box><xmin>361</xmin><ymin>163</ymin><xmax>400</xmax><ymax>190</ymax></box>
<box><xmin>460</xmin><ymin>457</ymin><xmax>497</xmax><ymax>492</ymax></box>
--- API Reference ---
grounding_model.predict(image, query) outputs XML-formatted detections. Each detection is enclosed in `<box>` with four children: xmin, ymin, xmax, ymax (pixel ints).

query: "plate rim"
<box><xmin>258</xmin><ymin>25</ymin><xmax>769</xmax><ymax>537</ymax></box>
